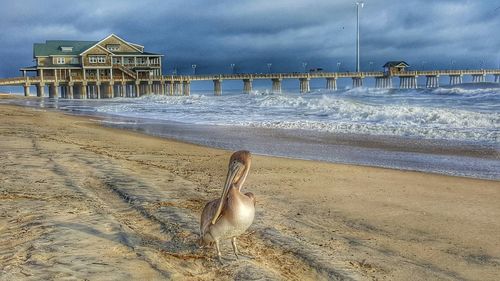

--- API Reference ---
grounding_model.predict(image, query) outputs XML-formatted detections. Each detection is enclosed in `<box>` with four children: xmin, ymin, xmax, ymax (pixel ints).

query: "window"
<box><xmin>89</xmin><ymin>56</ymin><xmax>106</xmax><ymax>64</ymax></box>
<box><xmin>70</xmin><ymin>57</ymin><xmax>79</xmax><ymax>64</ymax></box>
<box><xmin>106</xmin><ymin>44</ymin><xmax>120</xmax><ymax>51</ymax></box>
<box><xmin>55</xmin><ymin>57</ymin><xmax>65</xmax><ymax>64</ymax></box>
<box><xmin>112</xmin><ymin>57</ymin><xmax>121</xmax><ymax>64</ymax></box>
<box><xmin>60</xmin><ymin>46</ymin><xmax>73</xmax><ymax>52</ymax></box>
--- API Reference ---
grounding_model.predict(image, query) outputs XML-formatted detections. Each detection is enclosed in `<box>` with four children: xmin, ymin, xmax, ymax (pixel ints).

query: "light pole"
<box><xmin>191</xmin><ymin>64</ymin><xmax>197</xmax><ymax>75</ymax></box>
<box><xmin>450</xmin><ymin>60</ymin><xmax>456</xmax><ymax>69</ymax></box>
<box><xmin>369</xmin><ymin>61</ymin><xmax>373</xmax><ymax>72</ymax></box>
<box><xmin>355</xmin><ymin>1</ymin><xmax>364</xmax><ymax>73</ymax></box>
<box><xmin>230</xmin><ymin>63</ymin><xmax>235</xmax><ymax>74</ymax></box>
<box><xmin>267</xmin><ymin>63</ymin><xmax>272</xmax><ymax>73</ymax></box>
<box><xmin>302</xmin><ymin>62</ymin><xmax>308</xmax><ymax>73</ymax></box>
<box><xmin>421</xmin><ymin>61</ymin><xmax>427</xmax><ymax>70</ymax></box>
<box><xmin>337</xmin><ymin>62</ymin><xmax>341</xmax><ymax>72</ymax></box>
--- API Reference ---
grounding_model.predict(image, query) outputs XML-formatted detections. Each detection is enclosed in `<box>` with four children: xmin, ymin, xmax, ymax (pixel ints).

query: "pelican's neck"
<box><xmin>234</xmin><ymin>166</ymin><xmax>249</xmax><ymax>191</ymax></box>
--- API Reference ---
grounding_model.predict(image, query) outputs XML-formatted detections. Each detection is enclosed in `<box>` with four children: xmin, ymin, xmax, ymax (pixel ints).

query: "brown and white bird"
<box><xmin>200</xmin><ymin>150</ymin><xmax>255</xmax><ymax>263</ymax></box>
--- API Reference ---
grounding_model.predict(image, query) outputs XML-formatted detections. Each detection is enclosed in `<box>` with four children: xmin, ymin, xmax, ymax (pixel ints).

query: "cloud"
<box><xmin>0</xmin><ymin>0</ymin><xmax>499</xmax><ymax>77</ymax></box>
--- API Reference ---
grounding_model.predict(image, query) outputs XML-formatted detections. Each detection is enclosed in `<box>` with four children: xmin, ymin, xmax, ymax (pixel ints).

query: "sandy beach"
<box><xmin>0</xmin><ymin>102</ymin><xmax>499</xmax><ymax>280</ymax></box>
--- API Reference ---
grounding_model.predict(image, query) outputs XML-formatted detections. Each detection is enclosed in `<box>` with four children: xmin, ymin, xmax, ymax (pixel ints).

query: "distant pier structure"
<box><xmin>1</xmin><ymin>35</ymin><xmax>500</xmax><ymax>97</ymax></box>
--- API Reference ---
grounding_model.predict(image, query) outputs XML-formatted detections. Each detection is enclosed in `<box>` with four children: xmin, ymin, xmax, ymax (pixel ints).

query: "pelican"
<box><xmin>200</xmin><ymin>150</ymin><xmax>255</xmax><ymax>263</ymax></box>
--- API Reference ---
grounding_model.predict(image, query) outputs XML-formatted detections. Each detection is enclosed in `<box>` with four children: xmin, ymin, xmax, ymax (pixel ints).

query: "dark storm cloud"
<box><xmin>1</xmin><ymin>0</ymin><xmax>499</xmax><ymax>76</ymax></box>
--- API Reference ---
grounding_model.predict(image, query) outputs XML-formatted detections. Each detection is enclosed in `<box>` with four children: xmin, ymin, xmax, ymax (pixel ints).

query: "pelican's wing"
<box><xmin>200</xmin><ymin>198</ymin><xmax>220</xmax><ymax>235</ymax></box>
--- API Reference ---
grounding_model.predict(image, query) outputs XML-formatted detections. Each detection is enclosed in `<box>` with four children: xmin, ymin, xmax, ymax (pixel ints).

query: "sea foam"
<box><xmin>95</xmin><ymin>86</ymin><xmax>500</xmax><ymax>144</ymax></box>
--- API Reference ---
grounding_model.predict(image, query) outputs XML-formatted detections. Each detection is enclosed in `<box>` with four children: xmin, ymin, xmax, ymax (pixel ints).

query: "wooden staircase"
<box><xmin>113</xmin><ymin>64</ymin><xmax>137</xmax><ymax>79</ymax></box>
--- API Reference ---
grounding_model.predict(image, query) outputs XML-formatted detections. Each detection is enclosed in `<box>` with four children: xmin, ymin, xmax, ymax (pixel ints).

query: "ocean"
<box><xmin>4</xmin><ymin>83</ymin><xmax>500</xmax><ymax>179</ymax></box>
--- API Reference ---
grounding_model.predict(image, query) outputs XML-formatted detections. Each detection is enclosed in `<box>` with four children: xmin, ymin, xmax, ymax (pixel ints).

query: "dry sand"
<box><xmin>0</xmin><ymin>103</ymin><xmax>499</xmax><ymax>281</ymax></box>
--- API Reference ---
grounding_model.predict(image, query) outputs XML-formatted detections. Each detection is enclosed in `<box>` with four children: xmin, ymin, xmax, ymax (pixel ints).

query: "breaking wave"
<box><xmin>96</xmin><ymin>86</ymin><xmax>500</xmax><ymax>144</ymax></box>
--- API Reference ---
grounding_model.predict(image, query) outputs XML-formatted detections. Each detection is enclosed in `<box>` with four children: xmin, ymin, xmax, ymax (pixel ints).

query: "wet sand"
<box><xmin>0</xmin><ymin>103</ymin><xmax>499</xmax><ymax>280</ymax></box>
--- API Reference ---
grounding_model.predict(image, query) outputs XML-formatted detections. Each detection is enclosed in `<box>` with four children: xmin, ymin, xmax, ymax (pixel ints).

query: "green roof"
<box><xmin>383</xmin><ymin>61</ymin><xmax>410</xmax><ymax>68</ymax></box>
<box><xmin>33</xmin><ymin>40</ymin><xmax>162</xmax><ymax>57</ymax></box>
<box><xmin>33</xmin><ymin>40</ymin><xmax>97</xmax><ymax>57</ymax></box>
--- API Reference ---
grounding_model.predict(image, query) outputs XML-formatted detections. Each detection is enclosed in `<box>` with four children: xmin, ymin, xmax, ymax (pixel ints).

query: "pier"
<box><xmin>1</xmin><ymin>35</ymin><xmax>499</xmax><ymax>98</ymax></box>
<box><xmin>2</xmin><ymin>69</ymin><xmax>500</xmax><ymax>98</ymax></box>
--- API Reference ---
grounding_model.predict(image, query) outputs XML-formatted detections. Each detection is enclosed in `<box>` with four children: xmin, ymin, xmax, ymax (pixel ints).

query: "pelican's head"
<box><xmin>227</xmin><ymin>150</ymin><xmax>252</xmax><ymax>189</ymax></box>
<box><xmin>211</xmin><ymin>150</ymin><xmax>252</xmax><ymax>224</ymax></box>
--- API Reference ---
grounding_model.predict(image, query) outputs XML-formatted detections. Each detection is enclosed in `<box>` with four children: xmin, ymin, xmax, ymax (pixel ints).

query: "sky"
<box><xmin>0</xmin><ymin>0</ymin><xmax>499</xmax><ymax>77</ymax></box>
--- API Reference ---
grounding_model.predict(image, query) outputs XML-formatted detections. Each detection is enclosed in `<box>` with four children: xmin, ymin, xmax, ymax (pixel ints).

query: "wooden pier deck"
<box><xmin>1</xmin><ymin>69</ymin><xmax>500</xmax><ymax>98</ymax></box>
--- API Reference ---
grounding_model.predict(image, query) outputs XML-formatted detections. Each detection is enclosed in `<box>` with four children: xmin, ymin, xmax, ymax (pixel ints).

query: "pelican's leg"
<box><xmin>231</xmin><ymin>237</ymin><xmax>239</xmax><ymax>259</ymax></box>
<box><xmin>215</xmin><ymin>240</ymin><xmax>223</xmax><ymax>264</ymax></box>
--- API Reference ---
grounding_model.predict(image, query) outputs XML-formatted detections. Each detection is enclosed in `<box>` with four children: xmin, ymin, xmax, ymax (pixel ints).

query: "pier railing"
<box><xmin>2</xmin><ymin>68</ymin><xmax>500</xmax><ymax>97</ymax></box>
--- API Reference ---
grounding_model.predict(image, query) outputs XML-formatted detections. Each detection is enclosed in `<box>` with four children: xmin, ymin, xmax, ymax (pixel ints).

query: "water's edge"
<box><xmin>2</xmin><ymin>97</ymin><xmax>499</xmax><ymax>180</ymax></box>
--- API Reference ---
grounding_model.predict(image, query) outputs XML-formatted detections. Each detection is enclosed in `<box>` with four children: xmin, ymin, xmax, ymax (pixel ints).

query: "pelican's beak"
<box><xmin>211</xmin><ymin>161</ymin><xmax>243</xmax><ymax>224</ymax></box>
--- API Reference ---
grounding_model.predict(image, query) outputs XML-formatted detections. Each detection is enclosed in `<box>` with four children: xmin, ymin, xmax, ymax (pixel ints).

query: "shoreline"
<box><xmin>0</xmin><ymin>103</ymin><xmax>499</xmax><ymax>280</ymax></box>
<box><xmin>1</xmin><ymin>95</ymin><xmax>499</xmax><ymax>180</ymax></box>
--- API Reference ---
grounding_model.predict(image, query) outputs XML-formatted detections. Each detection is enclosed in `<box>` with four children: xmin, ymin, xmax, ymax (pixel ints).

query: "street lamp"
<box><xmin>173</xmin><ymin>67</ymin><xmax>178</xmax><ymax>75</ymax></box>
<box><xmin>369</xmin><ymin>61</ymin><xmax>373</xmax><ymax>72</ymax></box>
<box><xmin>230</xmin><ymin>63</ymin><xmax>235</xmax><ymax>74</ymax></box>
<box><xmin>337</xmin><ymin>62</ymin><xmax>341</xmax><ymax>72</ymax></box>
<box><xmin>355</xmin><ymin>1</ymin><xmax>364</xmax><ymax>72</ymax></box>
<box><xmin>302</xmin><ymin>62</ymin><xmax>308</xmax><ymax>73</ymax></box>
<box><xmin>421</xmin><ymin>61</ymin><xmax>427</xmax><ymax>70</ymax></box>
<box><xmin>191</xmin><ymin>64</ymin><xmax>197</xmax><ymax>75</ymax></box>
<box><xmin>450</xmin><ymin>60</ymin><xmax>456</xmax><ymax>69</ymax></box>
<box><xmin>267</xmin><ymin>63</ymin><xmax>272</xmax><ymax>73</ymax></box>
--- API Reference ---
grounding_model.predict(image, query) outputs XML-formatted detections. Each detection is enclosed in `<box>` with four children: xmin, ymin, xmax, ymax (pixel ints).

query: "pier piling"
<box><xmin>166</xmin><ymin>81</ymin><xmax>173</xmax><ymax>96</ymax></box>
<box><xmin>106</xmin><ymin>83</ymin><xmax>113</xmax><ymax>98</ymax></box>
<box><xmin>449</xmin><ymin>75</ymin><xmax>463</xmax><ymax>85</ymax></box>
<box><xmin>375</xmin><ymin>77</ymin><xmax>392</xmax><ymax>89</ymax></box>
<box><xmin>272</xmin><ymin>78</ymin><xmax>282</xmax><ymax>94</ymax></box>
<box><xmin>147</xmin><ymin>81</ymin><xmax>153</xmax><ymax>95</ymax></box>
<box><xmin>425</xmin><ymin>76</ymin><xmax>439</xmax><ymax>88</ymax></box>
<box><xmin>23</xmin><ymin>84</ymin><xmax>30</xmax><ymax>97</ymax></box>
<box><xmin>472</xmin><ymin>74</ymin><xmax>485</xmax><ymax>83</ymax></box>
<box><xmin>352</xmin><ymin>77</ymin><xmax>363</xmax><ymax>88</ymax></box>
<box><xmin>135</xmin><ymin>82</ymin><xmax>140</xmax><ymax>97</ymax></box>
<box><xmin>68</xmin><ymin>83</ymin><xmax>74</xmax><ymax>99</ymax></box>
<box><xmin>213</xmin><ymin>79</ymin><xmax>222</xmax><ymax>96</ymax></box>
<box><xmin>81</xmin><ymin>83</ymin><xmax>87</xmax><ymax>99</ymax></box>
<box><xmin>399</xmin><ymin>76</ymin><xmax>418</xmax><ymax>89</ymax></box>
<box><xmin>299</xmin><ymin>78</ymin><xmax>310</xmax><ymax>94</ymax></box>
<box><xmin>96</xmin><ymin>83</ymin><xmax>102</xmax><ymax>99</ymax></box>
<box><xmin>183</xmin><ymin>80</ymin><xmax>190</xmax><ymax>96</ymax></box>
<box><xmin>160</xmin><ymin>81</ymin><xmax>165</xmax><ymax>95</ymax></box>
<box><xmin>36</xmin><ymin>84</ymin><xmax>45</xmax><ymax>97</ymax></box>
<box><xmin>326</xmin><ymin>78</ymin><xmax>337</xmax><ymax>90</ymax></box>
<box><xmin>121</xmin><ymin>83</ymin><xmax>126</xmax><ymax>98</ymax></box>
<box><xmin>243</xmin><ymin>79</ymin><xmax>253</xmax><ymax>94</ymax></box>
<box><xmin>48</xmin><ymin>84</ymin><xmax>59</xmax><ymax>98</ymax></box>
<box><xmin>176</xmin><ymin>81</ymin><xmax>184</xmax><ymax>95</ymax></box>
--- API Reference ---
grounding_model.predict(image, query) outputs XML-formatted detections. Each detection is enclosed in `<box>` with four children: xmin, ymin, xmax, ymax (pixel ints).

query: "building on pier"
<box><xmin>383</xmin><ymin>61</ymin><xmax>409</xmax><ymax>76</ymax></box>
<box><xmin>20</xmin><ymin>34</ymin><xmax>163</xmax><ymax>81</ymax></box>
